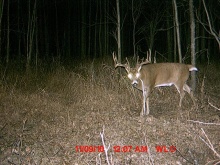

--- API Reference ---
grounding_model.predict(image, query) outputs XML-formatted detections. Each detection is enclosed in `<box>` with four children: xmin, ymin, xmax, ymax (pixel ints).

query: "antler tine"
<box><xmin>137</xmin><ymin>55</ymin><xmax>150</xmax><ymax>66</ymax></box>
<box><xmin>125</xmin><ymin>57</ymin><xmax>130</xmax><ymax>67</ymax></box>
<box><xmin>146</xmin><ymin>49</ymin><xmax>151</xmax><ymax>63</ymax></box>
<box><xmin>112</xmin><ymin>52</ymin><xmax>122</xmax><ymax>68</ymax></box>
<box><xmin>140</xmin><ymin>59</ymin><xmax>150</xmax><ymax>66</ymax></box>
<box><xmin>136</xmin><ymin>53</ymin><xmax>150</xmax><ymax>72</ymax></box>
<box><xmin>136</xmin><ymin>59</ymin><xmax>150</xmax><ymax>69</ymax></box>
<box><xmin>112</xmin><ymin>52</ymin><xmax>130</xmax><ymax>72</ymax></box>
<box><xmin>112</xmin><ymin>52</ymin><xmax>118</xmax><ymax>67</ymax></box>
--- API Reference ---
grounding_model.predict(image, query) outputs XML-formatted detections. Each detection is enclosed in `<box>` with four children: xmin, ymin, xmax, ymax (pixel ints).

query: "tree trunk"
<box><xmin>26</xmin><ymin>0</ymin><xmax>31</xmax><ymax>72</ymax></box>
<box><xmin>6</xmin><ymin>0</ymin><xmax>10</xmax><ymax>64</ymax></box>
<box><xmin>81</xmin><ymin>0</ymin><xmax>86</xmax><ymax>59</ymax></box>
<box><xmin>35</xmin><ymin>11</ymin><xmax>38</xmax><ymax>73</ymax></box>
<box><xmin>55</xmin><ymin>0</ymin><xmax>60</xmax><ymax>62</ymax></box>
<box><xmin>189</xmin><ymin>0</ymin><xmax>196</xmax><ymax>92</ymax></box>
<box><xmin>88</xmin><ymin>0</ymin><xmax>92</xmax><ymax>58</ymax></box>
<box><xmin>116</xmin><ymin>0</ymin><xmax>121</xmax><ymax>63</ymax></box>
<box><xmin>67</xmin><ymin>0</ymin><xmax>71</xmax><ymax>60</ymax></box>
<box><xmin>26</xmin><ymin>0</ymin><xmax>36</xmax><ymax>73</ymax></box>
<box><xmin>132</xmin><ymin>0</ymin><xmax>136</xmax><ymax>57</ymax></box>
<box><xmin>99</xmin><ymin>0</ymin><xmax>102</xmax><ymax>57</ymax></box>
<box><xmin>166</xmin><ymin>7</ymin><xmax>172</xmax><ymax>61</ymax></box>
<box><xmin>0</xmin><ymin>0</ymin><xmax>4</xmax><ymax>61</ymax></box>
<box><xmin>173</xmin><ymin>13</ymin><xmax>177</xmax><ymax>62</ymax></box>
<box><xmin>94</xmin><ymin>1</ymin><xmax>99</xmax><ymax>58</ymax></box>
<box><xmin>172</xmin><ymin>1</ymin><xmax>177</xmax><ymax>63</ymax></box>
<box><xmin>17</xmin><ymin>0</ymin><xmax>21</xmax><ymax>63</ymax></box>
<box><xmin>104</xmin><ymin>0</ymin><xmax>109</xmax><ymax>57</ymax></box>
<box><xmin>43</xmin><ymin>0</ymin><xmax>49</xmax><ymax>60</ymax></box>
<box><xmin>173</xmin><ymin>0</ymin><xmax>182</xmax><ymax>63</ymax></box>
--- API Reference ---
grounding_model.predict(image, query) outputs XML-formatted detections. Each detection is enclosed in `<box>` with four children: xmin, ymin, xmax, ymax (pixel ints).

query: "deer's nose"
<box><xmin>132</xmin><ymin>80</ymin><xmax>138</xmax><ymax>87</ymax></box>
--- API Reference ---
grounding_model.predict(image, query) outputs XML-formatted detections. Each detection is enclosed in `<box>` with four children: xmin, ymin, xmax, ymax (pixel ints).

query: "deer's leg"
<box><xmin>179</xmin><ymin>89</ymin><xmax>185</xmax><ymax>107</ymax></box>
<box><xmin>141</xmin><ymin>88</ymin><xmax>147</xmax><ymax>116</ymax></box>
<box><xmin>174</xmin><ymin>84</ymin><xmax>185</xmax><ymax>107</ymax></box>
<box><xmin>141</xmin><ymin>88</ymin><xmax>150</xmax><ymax>116</ymax></box>
<box><xmin>183</xmin><ymin>84</ymin><xmax>196</xmax><ymax>106</ymax></box>
<box><xmin>146</xmin><ymin>97</ymin><xmax>150</xmax><ymax>115</ymax></box>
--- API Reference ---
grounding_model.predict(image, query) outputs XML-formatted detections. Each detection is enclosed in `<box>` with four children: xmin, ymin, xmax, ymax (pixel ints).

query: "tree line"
<box><xmin>0</xmin><ymin>0</ymin><xmax>219</xmax><ymax>71</ymax></box>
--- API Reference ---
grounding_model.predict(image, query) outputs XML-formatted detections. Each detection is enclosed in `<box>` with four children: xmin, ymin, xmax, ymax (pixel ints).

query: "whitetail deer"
<box><xmin>113</xmin><ymin>52</ymin><xmax>197</xmax><ymax>116</ymax></box>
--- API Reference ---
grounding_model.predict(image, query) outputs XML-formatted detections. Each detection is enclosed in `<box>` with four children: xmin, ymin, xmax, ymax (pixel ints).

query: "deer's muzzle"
<box><xmin>132</xmin><ymin>80</ymin><xmax>138</xmax><ymax>87</ymax></box>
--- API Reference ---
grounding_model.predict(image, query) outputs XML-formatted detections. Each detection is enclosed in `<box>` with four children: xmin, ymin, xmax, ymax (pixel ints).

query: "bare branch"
<box><xmin>100</xmin><ymin>126</ymin><xmax>111</xmax><ymax>165</ymax></box>
<box><xmin>208</xmin><ymin>98</ymin><xmax>220</xmax><ymax>111</ymax></box>
<box><xmin>198</xmin><ymin>128</ymin><xmax>220</xmax><ymax>158</ymax></box>
<box><xmin>187</xmin><ymin>120</ymin><xmax>220</xmax><ymax>126</ymax></box>
<box><xmin>202</xmin><ymin>0</ymin><xmax>220</xmax><ymax>47</ymax></box>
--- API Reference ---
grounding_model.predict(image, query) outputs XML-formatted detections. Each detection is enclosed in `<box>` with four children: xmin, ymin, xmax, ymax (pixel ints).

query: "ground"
<box><xmin>0</xmin><ymin>60</ymin><xmax>219</xmax><ymax>165</ymax></box>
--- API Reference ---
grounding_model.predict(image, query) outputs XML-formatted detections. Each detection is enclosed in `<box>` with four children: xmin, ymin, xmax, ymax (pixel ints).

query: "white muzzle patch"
<box><xmin>132</xmin><ymin>80</ymin><xmax>138</xmax><ymax>86</ymax></box>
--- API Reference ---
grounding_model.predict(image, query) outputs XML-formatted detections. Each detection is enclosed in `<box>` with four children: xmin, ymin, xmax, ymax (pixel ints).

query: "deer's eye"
<box><xmin>128</xmin><ymin>73</ymin><xmax>133</xmax><ymax>79</ymax></box>
<box><xmin>136</xmin><ymin>72</ymin><xmax>140</xmax><ymax>78</ymax></box>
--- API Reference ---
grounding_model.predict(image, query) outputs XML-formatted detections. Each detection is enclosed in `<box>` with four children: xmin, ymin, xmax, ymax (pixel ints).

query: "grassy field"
<box><xmin>0</xmin><ymin>59</ymin><xmax>219</xmax><ymax>164</ymax></box>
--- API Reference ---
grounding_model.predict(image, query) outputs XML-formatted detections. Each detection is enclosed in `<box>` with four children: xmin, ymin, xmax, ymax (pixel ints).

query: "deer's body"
<box><xmin>129</xmin><ymin>63</ymin><xmax>197</xmax><ymax>115</ymax></box>
<box><xmin>131</xmin><ymin>63</ymin><xmax>195</xmax><ymax>90</ymax></box>
<box><xmin>113</xmin><ymin>53</ymin><xmax>198</xmax><ymax>116</ymax></box>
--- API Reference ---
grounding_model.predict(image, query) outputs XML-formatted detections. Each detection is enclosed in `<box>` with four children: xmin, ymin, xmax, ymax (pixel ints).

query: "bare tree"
<box><xmin>26</xmin><ymin>0</ymin><xmax>37</xmax><ymax>73</ymax></box>
<box><xmin>166</xmin><ymin>2</ymin><xmax>173</xmax><ymax>61</ymax></box>
<box><xmin>55</xmin><ymin>0</ymin><xmax>60</xmax><ymax>60</ymax></box>
<box><xmin>104</xmin><ymin>1</ymin><xmax>109</xmax><ymax>57</ymax></box>
<box><xmin>6</xmin><ymin>0</ymin><xmax>9</xmax><ymax>63</ymax></box>
<box><xmin>0</xmin><ymin>0</ymin><xmax>4</xmax><ymax>32</ymax></box>
<box><xmin>189</xmin><ymin>0</ymin><xmax>196</xmax><ymax>91</ymax></box>
<box><xmin>87</xmin><ymin>0</ymin><xmax>92</xmax><ymax>57</ymax></box>
<box><xmin>35</xmin><ymin>12</ymin><xmax>39</xmax><ymax>72</ymax></box>
<box><xmin>99</xmin><ymin>0</ymin><xmax>102</xmax><ymax>57</ymax></box>
<box><xmin>0</xmin><ymin>0</ymin><xmax>4</xmax><ymax>59</ymax></box>
<box><xmin>43</xmin><ymin>0</ymin><xmax>49</xmax><ymax>59</ymax></box>
<box><xmin>173</xmin><ymin>0</ymin><xmax>182</xmax><ymax>63</ymax></box>
<box><xmin>94</xmin><ymin>0</ymin><xmax>98</xmax><ymax>58</ymax></box>
<box><xmin>144</xmin><ymin>17</ymin><xmax>160</xmax><ymax>53</ymax></box>
<box><xmin>116</xmin><ymin>0</ymin><xmax>121</xmax><ymax>63</ymax></box>
<box><xmin>202</xmin><ymin>0</ymin><xmax>220</xmax><ymax>49</ymax></box>
<box><xmin>142</xmin><ymin>2</ymin><xmax>166</xmax><ymax>57</ymax></box>
<box><xmin>17</xmin><ymin>0</ymin><xmax>21</xmax><ymax>60</ymax></box>
<box><xmin>67</xmin><ymin>0</ymin><xmax>71</xmax><ymax>59</ymax></box>
<box><xmin>131</xmin><ymin>0</ymin><xmax>142</xmax><ymax>57</ymax></box>
<box><xmin>81</xmin><ymin>0</ymin><xmax>86</xmax><ymax>59</ymax></box>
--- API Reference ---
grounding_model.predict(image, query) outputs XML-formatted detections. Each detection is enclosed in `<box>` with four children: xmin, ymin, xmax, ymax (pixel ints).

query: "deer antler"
<box><xmin>112</xmin><ymin>52</ymin><xmax>130</xmax><ymax>72</ymax></box>
<box><xmin>146</xmin><ymin>49</ymin><xmax>152</xmax><ymax>63</ymax></box>
<box><xmin>136</xmin><ymin>51</ymin><xmax>151</xmax><ymax>72</ymax></box>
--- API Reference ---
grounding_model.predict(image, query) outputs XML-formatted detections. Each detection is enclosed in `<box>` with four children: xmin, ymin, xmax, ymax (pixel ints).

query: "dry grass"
<box><xmin>0</xmin><ymin>60</ymin><xmax>219</xmax><ymax>165</ymax></box>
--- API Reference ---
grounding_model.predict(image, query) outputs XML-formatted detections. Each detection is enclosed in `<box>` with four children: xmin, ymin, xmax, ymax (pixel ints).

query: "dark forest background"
<box><xmin>0</xmin><ymin>0</ymin><xmax>219</xmax><ymax>70</ymax></box>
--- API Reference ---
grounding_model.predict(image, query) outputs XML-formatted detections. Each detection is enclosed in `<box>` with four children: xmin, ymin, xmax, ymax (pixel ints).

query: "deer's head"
<box><xmin>112</xmin><ymin>52</ymin><xmax>150</xmax><ymax>87</ymax></box>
